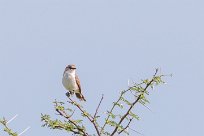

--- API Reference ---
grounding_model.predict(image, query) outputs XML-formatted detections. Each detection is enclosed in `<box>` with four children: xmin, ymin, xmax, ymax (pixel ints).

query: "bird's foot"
<box><xmin>66</xmin><ymin>91</ymin><xmax>74</xmax><ymax>97</ymax></box>
<box><xmin>66</xmin><ymin>92</ymin><xmax>71</xmax><ymax>97</ymax></box>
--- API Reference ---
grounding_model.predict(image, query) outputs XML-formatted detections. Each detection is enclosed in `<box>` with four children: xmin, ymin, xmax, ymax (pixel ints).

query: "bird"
<box><xmin>62</xmin><ymin>64</ymin><xmax>86</xmax><ymax>101</ymax></box>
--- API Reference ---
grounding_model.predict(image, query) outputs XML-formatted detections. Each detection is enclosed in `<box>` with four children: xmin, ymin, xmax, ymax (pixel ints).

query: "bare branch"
<box><xmin>94</xmin><ymin>94</ymin><xmax>104</xmax><ymax>119</ymax></box>
<box><xmin>54</xmin><ymin>102</ymin><xmax>89</xmax><ymax>136</ymax></box>
<box><xmin>118</xmin><ymin>117</ymin><xmax>133</xmax><ymax>134</ymax></box>
<box><xmin>67</xmin><ymin>97</ymin><xmax>101</xmax><ymax>136</ymax></box>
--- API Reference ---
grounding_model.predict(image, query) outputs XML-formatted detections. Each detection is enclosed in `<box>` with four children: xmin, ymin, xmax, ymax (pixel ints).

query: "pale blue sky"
<box><xmin>0</xmin><ymin>0</ymin><xmax>204</xmax><ymax>136</ymax></box>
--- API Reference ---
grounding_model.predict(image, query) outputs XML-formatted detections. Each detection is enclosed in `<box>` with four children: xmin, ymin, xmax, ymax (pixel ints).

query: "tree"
<box><xmin>41</xmin><ymin>68</ymin><xmax>167</xmax><ymax>136</ymax></box>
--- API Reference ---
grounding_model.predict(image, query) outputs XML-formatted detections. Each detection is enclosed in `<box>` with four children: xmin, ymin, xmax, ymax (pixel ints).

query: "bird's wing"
<box><xmin>75</xmin><ymin>75</ymin><xmax>86</xmax><ymax>101</ymax></box>
<box><xmin>75</xmin><ymin>75</ymin><xmax>82</xmax><ymax>93</ymax></box>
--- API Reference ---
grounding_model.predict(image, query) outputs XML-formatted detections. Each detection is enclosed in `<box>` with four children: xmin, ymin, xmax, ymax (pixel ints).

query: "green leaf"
<box><xmin>143</xmin><ymin>79</ymin><xmax>149</xmax><ymax>84</ymax></box>
<box><xmin>107</xmin><ymin>120</ymin><xmax>117</xmax><ymax>127</ymax></box>
<box><xmin>81</xmin><ymin>111</ymin><xmax>91</xmax><ymax>117</ymax></box>
<box><xmin>110</xmin><ymin>113</ymin><xmax>116</xmax><ymax>119</ymax></box>
<box><xmin>131</xmin><ymin>86</ymin><xmax>144</xmax><ymax>92</ymax></box>
<box><xmin>113</xmin><ymin>102</ymin><xmax>124</xmax><ymax>109</ymax></box>
<box><xmin>56</xmin><ymin>105</ymin><xmax>65</xmax><ymax>111</ymax></box>
<box><xmin>129</xmin><ymin>111</ymin><xmax>140</xmax><ymax>120</ymax></box>
<box><xmin>121</xmin><ymin>97</ymin><xmax>132</xmax><ymax>106</ymax></box>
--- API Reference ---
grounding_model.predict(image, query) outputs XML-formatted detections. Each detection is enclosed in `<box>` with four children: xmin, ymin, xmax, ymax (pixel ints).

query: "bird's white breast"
<box><xmin>62</xmin><ymin>73</ymin><xmax>79</xmax><ymax>92</ymax></box>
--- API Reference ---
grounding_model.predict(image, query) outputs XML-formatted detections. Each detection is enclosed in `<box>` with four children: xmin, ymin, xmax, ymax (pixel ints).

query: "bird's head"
<box><xmin>64</xmin><ymin>64</ymin><xmax>77</xmax><ymax>74</ymax></box>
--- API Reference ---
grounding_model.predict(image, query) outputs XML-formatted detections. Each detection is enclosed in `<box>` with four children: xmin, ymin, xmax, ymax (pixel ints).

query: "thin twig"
<box><xmin>56</xmin><ymin>109</ymin><xmax>87</xmax><ymax>136</ymax></box>
<box><xmin>92</xmin><ymin>94</ymin><xmax>104</xmax><ymax>136</ymax></box>
<box><xmin>94</xmin><ymin>94</ymin><xmax>104</xmax><ymax>119</ymax></box>
<box><xmin>55</xmin><ymin>102</ymin><xmax>89</xmax><ymax>136</ymax></box>
<box><xmin>118</xmin><ymin>117</ymin><xmax>133</xmax><ymax>134</ymax></box>
<box><xmin>142</xmin><ymin>104</ymin><xmax>153</xmax><ymax>113</ymax></box>
<box><xmin>132</xmin><ymin>92</ymin><xmax>153</xmax><ymax>112</ymax></box>
<box><xmin>68</xmin><ymin>97</ymin><xmax>101</xmax><ymax>136</ymax></box>
<box><xmin>68</xmin><ymin>97</ymin><xmax>93</xmax><ymax>120</ymax></box>
<box><xmin>69</xmin><ymin>109</ymin><xmax>76</xmax><ymax>118</ymax></box>
<box><xmin>43</xmin><ymin>117</ymin><xmax>80</xmax><ymax>135</ymax></box>
<box><xmin>129</xmin><ymin>127</ymin><xmax>144</xmax><ymax>136</ymax></box>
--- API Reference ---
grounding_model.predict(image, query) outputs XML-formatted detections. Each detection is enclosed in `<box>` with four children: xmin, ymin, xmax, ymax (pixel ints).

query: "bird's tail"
<box><xmin>75</xmin><ymin>93</ymin><xmax>86</xmax><ymax>101</ymax></box>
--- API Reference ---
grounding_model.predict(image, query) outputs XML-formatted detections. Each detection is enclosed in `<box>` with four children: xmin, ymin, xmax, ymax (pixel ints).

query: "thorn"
<box><xmin>6</xmin><ymin>114</ymin><xmax>18</xmax><ymax>124</ymax></box>
<box><xmin>128</xmin><ymin>79</ymin><xmax>130</xmax><ymax>87</ymax></box>
<box><xmin>19</xmin><ymin>126</ymin><xmax>31</xmax><ymax>136</ymax></box>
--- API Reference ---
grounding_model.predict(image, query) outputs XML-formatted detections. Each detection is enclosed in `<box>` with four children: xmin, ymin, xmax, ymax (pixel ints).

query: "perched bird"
<box><xmin>62</xmin><ymin>64</ymin><xmax>86</xmax><ymax>101</ymax></box>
